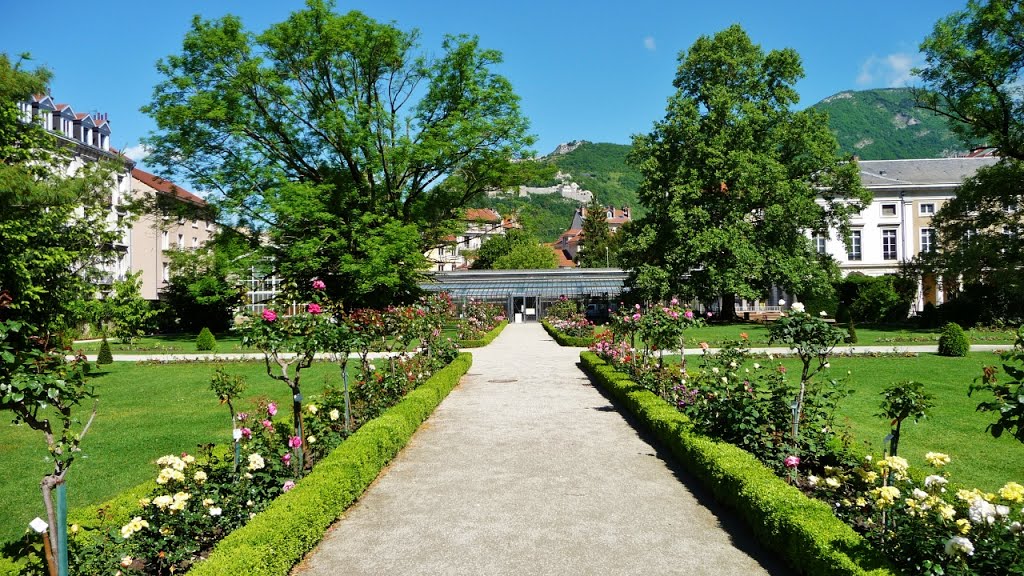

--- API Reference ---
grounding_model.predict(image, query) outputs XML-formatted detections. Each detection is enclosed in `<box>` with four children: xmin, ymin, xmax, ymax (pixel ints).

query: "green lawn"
<box><xmin>72</xmin><ymin>333</ymin><xmax>253</xmax><ymax>354</ymax></box>
<box><xmin>599</xmin><ymin>322</ymin><xmax>1016</xmax><ymax>347</ymax></box>
<box><xmin>0</xmin><ymin>361</ymin><xmax>348</xmax><ymax>543</ymax></box>
<box><xmin>671</xmin><ymin>351</ymin><xmax>1022</xmax><ymax>492</ymax></box>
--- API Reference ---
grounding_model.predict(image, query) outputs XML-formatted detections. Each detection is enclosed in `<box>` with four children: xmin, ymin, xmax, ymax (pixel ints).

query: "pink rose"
<box><xmin>784</xmin><ymin>455</ymin><xmax>800</xmax><ymax>469</ymax></box>
<box><xmin>267</xmin><ymin>402</ymin><xmax>277</xmax><ymax>416</ymax></box>
<box><xmin>699</xmin><ymin>342</ymin><xmax>709</xmax><ymax>350</ymax></box>
<box><xmin>282</xmin><ymin>452</ymin><xmax>292</xmax><ymax>465</ymax></box>
<box><xmin>282</xmin><ymin>480</ymin><xmax>296</xmax><ymax>492</ymax></box>
<box><xmin>312</xmin><ymin>279</ymin><xmax>326</xmax><ymax>290</ymax></box>
<box><xmin>262</xmin><ymin>309</ymin><xmax>277</xmax><ymax>322</ymax></box>
<box><xmin>241</xmin><ymin>427</ymin><xmax>252</xmax><ymax>440</ymax></box>
<box><xmin>307</xmin><ymin>303</ymin><xmax>322</xmax><ymax>315</ymax></box>
<box><xmin>670</xmin><ymin>297</ymin><xmax>679</xmax><ymax>306</ymax></box>
<box><xmin>262</xmin><ymin>419</ymin><xmax>273</xmax><ymax>429</ymax></box>
<box><xmin>288</xmin><ymin>436</ymin><xmax>302</xmax><ymax>448</ymax></box>
<box><xmin>706</xmin><ymin>311</ymin><xmax>713</xmax><ymax>318</ymax></box>
<box><xmin>684</xmin><ymin>310</ymin><xmax>694</xmax><ymax>319</ymax></box>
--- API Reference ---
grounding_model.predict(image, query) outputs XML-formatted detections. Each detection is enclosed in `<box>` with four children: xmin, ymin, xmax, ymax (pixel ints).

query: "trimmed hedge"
<box><xmin>458</xmin><ymin>320</ymin><xmax>507</xmax><ymax>348</ymax></box>
<box><xmin>195</xmin><ymin>327</ymin><xmax>217</xmax><ymax>352</ymax></box>
<box><xmin>579</xmin><ymin>352</ymin><xmax>896</xmax><ymax>576</ymax></box>
<box><xmin>937</xmin><ymin>322</ymin><xmax>969</xmax><ymax>357</ymax></box>
<box><xmin>541</xmin><ymin>320</ymin><xmax>595</xmax><ymax>347</ymax></box>
<box><xmin>0</xmin><ymin>354</ymin><xmax>472</xmax><ymax>576</ymax></box>
<box><xmin>97</xmin><ymin>336</ymin><xmax>113</xmax><ymax>364</ymax></box>
<box><xmin>187</xmin><ymin>352</ymin><xmax>472</xmax><ymax>575</ymax></box>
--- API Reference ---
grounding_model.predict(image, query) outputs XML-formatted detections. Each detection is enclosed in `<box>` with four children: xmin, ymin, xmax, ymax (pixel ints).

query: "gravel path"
<box><xmin>294</xmin><ymin>322</ymin><xmax>787</xmax><ymax>575</ymax></box>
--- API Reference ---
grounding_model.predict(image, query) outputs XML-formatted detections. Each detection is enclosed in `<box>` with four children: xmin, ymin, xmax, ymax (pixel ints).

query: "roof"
<box><xmin>548</xmin><ymin>244</ymin><xmax>576</xmax><ymax>268</ymax></box>
<box><xmin>132</xmin><ymin>168</ymin><xmax>207</xmax><ymax>206</ymax></box>
<box><xmin>858</xmin><ymin>157</ymin><xmax>1000</xmax><ymax>187</ymax></box>
<box><xmin>421</xmin><ymin>268</ymin><xmax>627</xmax><ymax>299</ymax></box>
<box><xmin>464</xmin><ymin>208</ymin><xmax>501</xmax><ymax>223</ymax></box>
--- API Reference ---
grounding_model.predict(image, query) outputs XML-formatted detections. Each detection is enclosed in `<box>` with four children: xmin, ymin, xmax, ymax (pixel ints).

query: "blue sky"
<box><xmin>5</xmin><ymin>0</ymin><xmax>967</xmax><ymax>172</ymax></box>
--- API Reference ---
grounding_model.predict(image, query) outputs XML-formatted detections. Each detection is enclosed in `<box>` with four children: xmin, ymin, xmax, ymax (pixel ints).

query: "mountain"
<box><xmin>811</xmin><ymin>88</ymin><xmax>975</xmax><ymax>160</ymax></box>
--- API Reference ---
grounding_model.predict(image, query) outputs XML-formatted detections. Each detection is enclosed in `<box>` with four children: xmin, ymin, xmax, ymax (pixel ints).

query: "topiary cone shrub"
<box><xmin>845</xmin><ymin>320</ymin><xmax>858</xmax><ymax>344</ymax></box>
<box><xmin>97</xmin><ymin>336</ymin><xmax>113</xmax><ymax>365</ymax></box>
<box><xmin>937</xmin><ymin>322</ymin><xmax>969</xmax><ymax>357</ymax></box>
<box><xmin>196</xmin><ymin>327</ymin><xmax>217</xmax><ymax>351</ymax></box>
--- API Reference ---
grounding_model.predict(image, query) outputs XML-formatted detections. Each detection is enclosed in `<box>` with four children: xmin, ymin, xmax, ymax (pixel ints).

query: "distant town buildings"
<box><xmin>551</xmin><ymin>205</ymin><xmax>632</xmax><ymax>265</ymax></box>
<box><xmin>424</xmin><ymin>208</ymin><xmax>520</xmax><ymax>271</ymax></box>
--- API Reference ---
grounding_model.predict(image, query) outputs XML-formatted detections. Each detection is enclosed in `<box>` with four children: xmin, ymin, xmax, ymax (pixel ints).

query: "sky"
<box><xmin>5</xmin><ymin>0</ymin><xmax>969</xmax><ymax>175</ymax></box>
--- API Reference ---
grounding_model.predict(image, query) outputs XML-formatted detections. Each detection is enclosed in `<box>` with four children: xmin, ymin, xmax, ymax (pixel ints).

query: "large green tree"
<box><xmin>623</xmin><ymin>25</ymin><xmax>868</xmax><ymax>312</ymax></box>
<box><xmin>913</xmin><ymin>0</ymin><xmax>1024</xmax><ymax>323</ymax></box>
<box><xmin>143</xmin><ymin>1</ymin><xmax>533</xmax><ymax>308</ymax></box>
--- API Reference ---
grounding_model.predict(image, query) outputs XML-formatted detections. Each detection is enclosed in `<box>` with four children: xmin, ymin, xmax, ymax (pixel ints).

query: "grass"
<box><xmin>666</xmin><ymin>351</ymin><xmax>1022</xmax><ymax>492</ymax></box>
<box><xmin>73</xmin><ymin>333</ymin><xmax>253</xmax><ymax>354</ymax></box>
<box><xmin>596</xmin><ymin>322</ymin><xmax>1017</xmax><ymax>347</ymax></box>
<box><xmin>0</xmin><ymin>360</ymin><xmax>352</xmax><ymax>544</ymax></box>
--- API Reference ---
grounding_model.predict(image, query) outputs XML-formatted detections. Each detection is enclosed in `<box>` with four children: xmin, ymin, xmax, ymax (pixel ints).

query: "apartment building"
<box><xmin>425</xmin><ymin>208</ymin><xmax>518</xmax><ymax>271</ymax></box>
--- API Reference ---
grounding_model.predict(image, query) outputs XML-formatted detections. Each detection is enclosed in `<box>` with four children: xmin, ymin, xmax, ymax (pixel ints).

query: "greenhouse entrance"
<box><xmin>421</xmin><ymin>269</ymin><xmax>628</xmax><ymax>322</ymax></box>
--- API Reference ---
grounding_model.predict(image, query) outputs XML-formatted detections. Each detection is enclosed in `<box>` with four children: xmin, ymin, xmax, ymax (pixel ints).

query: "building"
<box><xmin>128</xmin><ymin>168</ymin><xmax>217</xmax><ymax>300</ymax></box>
<box><xmin>18</xmin><ymin>93</ymin><xmax>133</xmax><ymax>288</ymax></box>
<box><xmin>425</xmin><ymin>208</ymin><xmax>518</xmax><ymax>271</ymax></box>
<box><xmin>553</xmin><ymin>205</ymin><xmax>632</xmax><ymax>264</ymax></box>
<box><xmin>19</xmin><ymin>93</ymin><xmax>218</xmax><ymax>302</ymax></box>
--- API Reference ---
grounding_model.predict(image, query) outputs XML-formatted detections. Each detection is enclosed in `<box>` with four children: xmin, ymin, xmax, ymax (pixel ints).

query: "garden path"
<box><xmin>294</xmin><ymin>322</ymin><xmax>787</xmax><ymax>575</ymax></box>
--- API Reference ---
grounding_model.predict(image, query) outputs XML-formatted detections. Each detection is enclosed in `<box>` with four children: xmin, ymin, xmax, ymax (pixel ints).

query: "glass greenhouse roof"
<box><xmin>420</xmin><ymin>269</ymin><xmax>628</xmax><ymax>299</ymax></box>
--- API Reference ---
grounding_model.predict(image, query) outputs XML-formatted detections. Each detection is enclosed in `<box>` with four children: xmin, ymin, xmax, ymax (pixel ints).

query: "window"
<box><xmin>162</xmin><ymin>262</ymin><xmax>170</xmax><ymax>283</ymax></box>
<box><xmin>812</xmin><ymin>232</ymin><xmax>827</xmax><ymax>254</ymax></box>
<box><xmin>881</xmin><ymin>204</ymin><xmax>897</xmax><ymax>217</ymax></box>
<box><xmin>161</xmin><ymin>231</ymin><xmax>169</xmax><ymax>250</ymax></box>
<box><xmin>882</xmin><ymin>229</ymin><xmax>898</xmax><ymax>260</ymax></box>
<box><xmin>206</xmin><ymin>221</ymin><xmax>213</xmax><ymax>231</ymax></box>
<box><xmin>177</xmin><ymin>233</ymin><xmax>184</xmax><ymax>249</ymax></box>
<box><xmin>192</xmin><ymin>236</ymin><xmax>198</xmax><ymax>249</ymax></box>
<box><xmin>920</xmin><ymin>228</ymin><xmax>935</xmax><ymax>254</ymax></box>
<box><xmin>848</xmin><ymin>230</ymin><xmax>862</xmax><ymax>261</ymax></box>
<box><xmin>191</xmin><ymin>219</ymin><xmax>199</xmax><ymax>229</ymax></box>
<box><xmin>919</xmin><ymin>203</ymin><xmax>935</xmax><ymax>216</ymax></box>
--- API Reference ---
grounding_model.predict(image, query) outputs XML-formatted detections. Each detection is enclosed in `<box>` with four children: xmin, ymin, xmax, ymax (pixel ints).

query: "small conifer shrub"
<box><xmin>937</xmin><ymin>322</ymin><xmax>969</xmax><ymax>357</ymax></box>
<box><xmin>846</xmin><ymin>320</ymin><xmax>858</xmax><ymax>344</ymax></box>
<box><xmin>97</xmin><ymin>336</ymin><xmax>113</xmax><ymax>365</ymax></box>
<box><xmin>196</xmin><ymin>327</ymin><xmax>217</xmax><ymax>352</ymax></box>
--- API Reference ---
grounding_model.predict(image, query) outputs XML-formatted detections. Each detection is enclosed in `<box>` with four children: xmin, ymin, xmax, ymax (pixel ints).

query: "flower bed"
<box><xmin>541</xmin><ymin>320</ymin><xmax>594</xmax><ymax>347</ymax></box>
<box><xmin>0</xmin><ymin>354</ymin><xmax>472</xmax><ymax>576</ymax></box>
<box><xmin>580</xmin><ymin>351</ymin><xmax>895</xmax><ymax>576</ymax></box>
<box><xmin>458</xmin><ymin>320</ymin><xmax>508</xmax><ymax>348</ymax></box>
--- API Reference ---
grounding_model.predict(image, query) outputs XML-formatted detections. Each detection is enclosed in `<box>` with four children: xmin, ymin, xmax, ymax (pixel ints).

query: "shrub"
<box><xmin>937</xmin><ymin>322</ymin><xmax>969</xmax><ymax>357</ymax></box>
<box><xmin>97</xmin><ymin>336</ymin><xmax>113</xmax><ymax>365</ymax></box>
<box><xmin>846</xmin><ymin>320</ymin><xmax>858</xmax><ymax>344</ymax></box>
<box><xmin>195</xmin><ymin>327</ymin><xmax>217</xmax><ymax>351</ymax></box>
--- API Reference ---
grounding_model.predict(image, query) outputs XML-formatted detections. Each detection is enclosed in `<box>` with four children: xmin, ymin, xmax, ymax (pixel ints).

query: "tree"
<box><xmin>623</xmin><ymin>26</ymin><xmax>869</xmax><ymax>313</ymax></box>
<box><xmin>103</xmin><ymin>271</ymin><xmax>156</xmax><ymax>346</ymax></box>
<box><xmin>161</xmin><ymin>232</ymin><xmax>250</xmax><ymax>333</ymax></box>
<box><xmin>916</xmin><ymin>0</ymin><xmax>1024</xmax><ymax>160</ymax></box>
<box><xmin>0</xmin><ymin>53</ymin><xmax>121</xmax><ymax>574</ymax></box>
<box><xmin>143</xmin><ymin>1</ymin><xmax>534</xmax><ymax>308</ymax></box>
<box><xmin>471</xmin><ymin>229</ymin><xmax>556</xmax><ymax>270</ymax></box>
<box><xmin>577</xmin><ymin>196</ymin><xmax>613</xmax><ymax>268</ymax></box>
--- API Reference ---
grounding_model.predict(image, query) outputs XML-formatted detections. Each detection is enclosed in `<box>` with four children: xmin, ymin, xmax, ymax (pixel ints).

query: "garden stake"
<box><xmin>56</xmin><ymin>483</ymin><xmax>68</xmax><ymax>576</ymax></box>
<box><xmin>30</xmin><ymin>518</ymin><xmax>57</xmax><ymax>576</ymax></box>
<box><xmin>293</xmin><ymin>392</ymin><xmax>304</xmax><ymax>471</ymax></box>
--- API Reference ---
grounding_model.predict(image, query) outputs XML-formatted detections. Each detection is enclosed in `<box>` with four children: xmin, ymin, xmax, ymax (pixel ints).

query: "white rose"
<box><xmin>791</xmin><ymin>302</ymin><xmax>805</xmax><ymax>313</ymax></box>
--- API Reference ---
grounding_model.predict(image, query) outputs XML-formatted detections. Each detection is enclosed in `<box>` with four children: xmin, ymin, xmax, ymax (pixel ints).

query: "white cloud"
<box><xmin>856</xmin><ymin>52</ymin><xmax>921</xmax><ymax>88</ymax></box>
<box><xmin>122</xmin><ymin>143</ymin><xmax>152</xmax><ymax>162</ymax></box>
<box><xmin>644</xmin><ymin>35</ymin><xmax>656</xmax><ymax>52</ymax></box>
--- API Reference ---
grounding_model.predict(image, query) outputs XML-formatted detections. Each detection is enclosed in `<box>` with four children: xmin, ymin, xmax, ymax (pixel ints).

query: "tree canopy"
<box><xmin>916</xmin><ymin>0</ymin><xmax>1024</xmax><ymax>160</ymax></box>
<box><xmin>623</xmin><ymin>25</ymin><xmax>867</xmax><ymax>308</ymax></box>
<box><xmin>577</xmin><ymin>197</ymin><xmax>613</xmax><ymax>268</ymax></box>
<box><xmin>914</xmin><ymin>0</ymin><xmax>1024</xmax><ymax>323</ymax></box>
<box><xmin>143</xmin><ymin>1</ymin><xmax>534</xmax><ymax>308</ymax></box>
<box><xmin>471</xmin><ymin>229</ymin><xmax>556</xmax><ymax>270</ymax></box>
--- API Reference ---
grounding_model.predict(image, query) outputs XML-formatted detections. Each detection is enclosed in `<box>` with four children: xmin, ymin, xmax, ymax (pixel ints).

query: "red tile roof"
<box><xmin>464</xmin><ymin>208</ymin><xmax>501</xmax><ymax>223</ymax></box>
<box><xmin>132</xmin><ymin>168</ymin><xmax>207</xmax><ymax>206</ymax></box>
<box><xmin>547</xmin><ymin>244</ymin><xmax>576</xmax><ymax>267</ymax></box>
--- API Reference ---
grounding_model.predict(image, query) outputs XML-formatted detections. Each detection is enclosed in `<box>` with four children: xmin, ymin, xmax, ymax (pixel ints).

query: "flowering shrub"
<box><xmin>545</xmin><ymin>296</ymin><xmax>579</xmax><ymax>321</ymax></box>
<box><xmin>973</xmin><ymin>327</ymin><xmax>1024</xmax><ymax>443</ymax></box>
<box><xmin>548</xmin><ymin>315</ymin><xmax>593</xmax><ymax>338</ymax></box>
<box><xmin>456</xmin><ymin>299</ymin><xmax>505</xmax><ymax>341</ymax></box>
<box><xmin>807</xmin><ymin>453</ymin><xmax>1024</xmax><ymax>575</ymax></box>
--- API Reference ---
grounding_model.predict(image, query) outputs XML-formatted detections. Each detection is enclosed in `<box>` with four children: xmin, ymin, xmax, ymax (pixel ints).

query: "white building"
<box><xmin>425</xmin><ymin>208</ymin><xmax>518</xmax><ymax>271</ymax></box>
<box><xmin>815</xmin><ymin>156</ymin><xmax>1000</xmax><ymax>313</ymax></box>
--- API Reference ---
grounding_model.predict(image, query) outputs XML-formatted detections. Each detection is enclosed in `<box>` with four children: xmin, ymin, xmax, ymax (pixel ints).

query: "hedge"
<box><xmin>579</xmin><ymin>352</ymin><xmax>896</xmax><ymax>576</ymax></box>
<box><xmin>541</xmin><ymin>320</ymin><xmax>595</xmax><ymax>347</ymax></box>
<box><xmin>458</xmin><ymin>320</ymin><xmax>507</xmax><ymax>348</ymax></box>
<box><xmin>0</xmin><ymin>354</ymin><xmax>473</xmax><ymax>576</ymax></box>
